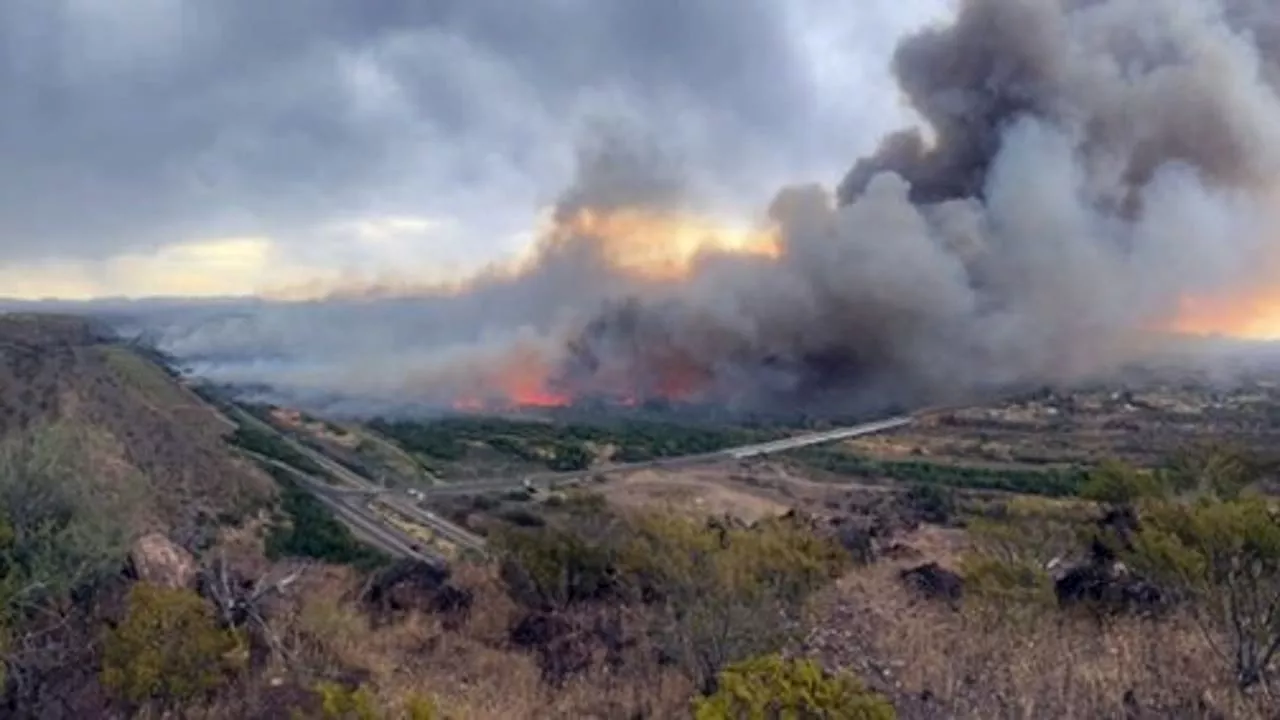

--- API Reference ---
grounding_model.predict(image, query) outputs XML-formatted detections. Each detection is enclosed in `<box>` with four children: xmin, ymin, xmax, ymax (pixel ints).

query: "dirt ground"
<box><xmin>602</xmin><ymin>466</ymin><xmax>793</xmax><ymax>523</ymax></box>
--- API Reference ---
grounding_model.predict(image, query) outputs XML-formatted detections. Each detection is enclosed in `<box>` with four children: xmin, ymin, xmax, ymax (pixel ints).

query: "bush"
<box><xmin>620</xmin><ymin>514</ymin><xmax>848</xmax><ymax>691</ymax></box>
<box><xmin>101</xmin><ymin>584</ymin><xmax>245</xmax><ymax>709</ymax></box>
<box><xmin>315</xmin><ymin>682</ymin><xmax>379</xmax><ymax>720</ymax></box>
<box><xmin>491</xmin><ymin>504</ymin><xmax>848</xmax><ymax>690</ymax></box>
<box><xmin>1078</xmin><ymin>459</ymin><xmax>1168</xmax><ymax>505</ymax></box>
<box><xmin>311</xmin><ymin>682</ymin><xmax>439</xmax><ymax>720</ymax></box>
<box><xmin>493</xmin><ymin>525</ymin><xmax>619</xmax><ymax>609</ymax></box>
<box><xmin>792</xmin><ymin>448</ymin><xmax>1086</xmax><ymax>496</ymax></box>
<box><xmin>228</xmin><ymin>425</ymin><xmax>325</xmax><ymax>475</ymax></box>
<box><xmin>498</xmin><ymin>507</ymin><xmax>547</xmax><ymax>528</ymax></box>
<box><xmin>693</xmin><ymin>653</ymin><xmax>895</xmax><ymax>719</ymax></box>
<box><xmin>902</xmin><ymin>483</ymin><xmax>955</xmax><ymax>524</ymax></box>
<box><xmin>1129</xmin><ymin>496</ymin><xmax>1280</xmax><ymax>689</ymax></box>
<box><xmin>0</xmin><ymin>423</ymin><xmax>135</xmax><ymax>616</ymax></box>
<box><xmin>546</xmin><ymin>443</ymin><xmax>592</xmax><ymax>472</ymax></box>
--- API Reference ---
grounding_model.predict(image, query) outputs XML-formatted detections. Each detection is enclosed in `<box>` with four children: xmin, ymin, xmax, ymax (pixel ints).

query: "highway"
<box><xmin>415</xmin><ymin>414</ymin><xmax>915</xmax><ymax>498</ymax></box>
<box><xmin>229</xmin><ymin>408</ymin><xmax>486</xmax><ymax>558</ymax></box>
<box><xmin>250</xmin><ymin>450</ymin><xmax>444</xmax><ymax>563</ymax></box>
<box><xmin>228</xmin><ymin>404</ymin><xmax>914</xmax><ymax>564</ymax></box>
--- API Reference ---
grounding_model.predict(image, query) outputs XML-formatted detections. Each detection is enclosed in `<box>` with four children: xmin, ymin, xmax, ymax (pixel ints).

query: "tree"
<box><xmin>1128</xmin><ymin>497</ymin><xmax>1280</xmax><ymax>691</ymax></box>
<box><xmin>101</xmin><ymin>583</ymin><xmax>245</xmax><ymax>709</ymax></box>
<box><xmin>692</xmin><ymin>653</ymin><xmax>895</xmax><ymax>719</ymax></box>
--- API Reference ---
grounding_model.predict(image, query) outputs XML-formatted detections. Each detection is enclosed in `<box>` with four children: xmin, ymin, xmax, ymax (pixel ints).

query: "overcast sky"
<box><xmin>0</xmin><ymin>0</ymin><xmax>953</xmax><ymax>299</ymax></box>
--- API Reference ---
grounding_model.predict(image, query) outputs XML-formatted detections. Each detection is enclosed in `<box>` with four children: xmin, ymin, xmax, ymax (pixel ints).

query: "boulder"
<box><xmin>899</xmin><ymin>562</ymin><xmax>963</xmax><ymax>606</ymax></box>
<box><xmin>129</xmin><ymin>532</ymin><xmax>196</xmax><ymax>589</ymax></box>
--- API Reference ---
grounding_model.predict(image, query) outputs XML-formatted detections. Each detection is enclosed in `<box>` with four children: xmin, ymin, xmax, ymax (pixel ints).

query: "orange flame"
<box><xmin>451</xmin><ymin>354</ymin><xmax>571</xmax><ymax>412</ymax></box>
<box><xmin>1165</xmin><ymin>290</ymin><xmax>1280</xmax><ymax>340</ymax></box>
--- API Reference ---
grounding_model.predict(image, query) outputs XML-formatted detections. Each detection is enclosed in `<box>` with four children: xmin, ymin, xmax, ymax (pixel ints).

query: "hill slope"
<box><xmin>0</xmin><ymin>313</ymin><xmax>274</xmax><ymax>544</ymax></box>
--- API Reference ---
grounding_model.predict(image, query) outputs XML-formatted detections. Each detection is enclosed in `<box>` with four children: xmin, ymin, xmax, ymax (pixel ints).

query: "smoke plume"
<box><xmin>112</xmin><ymin>0</ymin><xmax>1280</xmax><ymax>416</ymax></box>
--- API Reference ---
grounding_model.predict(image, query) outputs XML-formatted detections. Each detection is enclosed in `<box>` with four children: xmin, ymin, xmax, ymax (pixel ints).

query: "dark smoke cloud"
<box><xmin>51</xmin><ymin>0</ymin><xmax>1280</xmax><ymax>417</ymax></box>
<box><xmin>547</xmin><ymin>0</ymin><xmax>1280</xmax><ymax>413</ymax></box>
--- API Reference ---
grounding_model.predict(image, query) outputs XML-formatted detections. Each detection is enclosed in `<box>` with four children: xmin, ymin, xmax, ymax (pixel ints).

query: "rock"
<box><xmin>881</xmin><ymin>542</ymin><xmax>923</xmax><ymax>561</ymax></box>
<box><xmin>1053</xmin><ymin>560</ymin><xmax>1166</xmax><ymax>615</ymax></box>
<box><xmin>899</xmin><ymin>562</ymin><xmax>963</xmax><ymax>606</ymax></box>
<box><xmin>129</xmin><ymin>532</ymin><xmax>196</xmax><ymax>589</ymax></box>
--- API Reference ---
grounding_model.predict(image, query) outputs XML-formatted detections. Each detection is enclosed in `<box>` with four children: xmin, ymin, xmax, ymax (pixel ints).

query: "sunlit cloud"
<box><xmin>0</xmin><ymin>236</ymin><xmax>321</xmax><ymax>300</ymax></box>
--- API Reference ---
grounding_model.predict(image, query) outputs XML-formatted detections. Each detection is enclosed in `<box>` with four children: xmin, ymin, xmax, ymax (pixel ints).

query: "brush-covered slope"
<box><xmin>0</xmin><ymin>313</ymin><xmax>274</xmax><ymax>544</ymax></box>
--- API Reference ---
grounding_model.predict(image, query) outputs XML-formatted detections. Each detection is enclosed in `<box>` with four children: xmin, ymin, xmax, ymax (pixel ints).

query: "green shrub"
<box><xmin>101</xmin><ymin>584</ymin><xmax>245</xmax><ymax>709</ymax></box>
<box><xmin>902</xmin><ymin>483</ymin><xmax>955</xmax><ymax>524</ymax></box>
<box><xmin>264</xmin><ymin>471</ymin><xmax>388</xmax><ymax>570</ymax></box>
<box><xmin>493</xmin><ymin>525</ymin><xmax>620</xmax><ymax>609</ymax></box>
<box><xmin>693</xmin><ymin>653</ymin><xmax>895</xmax><ymax>719</ymax></box>
<box><xmin>618</xmin><ymin>513</ymin><xmax>848</xmax><ymax>691</ymax></box>
<box><xmin>791</xmin><ymin>449</ymin><xmax>1086</xmax><ymax>496</ymax></box>
<box><xmin>1078</xmin><ymin>459</ymin><xmax>1168</xmax><ymax>505</ymax></box>
<box><xmin>228</xmin><ymin>425</ymin><xmax>325</xmax><ymax>475</ymax></box>
<box><xmin>306</xmin><ymin>682</ymin><xmax>439</xmax><ymax>720</ymax></box>
<box><xmin>1128</xmin><ymin>496</ymin><xmax>1280</xmax><ymax>689</ymax></box>
<box><xmin>0</xmin><ymin>423</ymin><xmax>135</xmax><ymax>616</ymax></box>
<box><xmin>546</xmin><ymin>443</ymin><xmax>592</xmax><ymax>471</ymax></box>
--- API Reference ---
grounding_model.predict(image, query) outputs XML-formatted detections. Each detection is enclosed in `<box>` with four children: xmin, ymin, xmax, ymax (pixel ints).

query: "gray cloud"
<box><xmin>0</xmin><ymin>0</ymin><xmax>926</xmax><ymax>263</ymax></box>
<box><xmin>80</xmin><ymin>0</ymin><xmax>1280</xmax><ymax>421</ymax></box>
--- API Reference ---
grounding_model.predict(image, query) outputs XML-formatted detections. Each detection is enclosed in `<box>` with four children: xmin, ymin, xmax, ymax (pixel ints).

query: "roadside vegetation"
<box><xmin>366</xmin><ymin>413</ymin><xmax>1098</xmax><ymax>499</ymax></box>
<box><xmin>368</xmin><ymin>416</ymin><xmax>777</xmax><ymax>476</ymax></box>
<box><xmin>791</xmin><ymin>446</ymin><xmax>1088</xmax><ymax>496</ymax></box>
<box><xmin>263</xmin><ymin>468</ymin><xmax>389</xmax><ymax>571</ymax></box>
<box><xmin>228</xmin><ymin>423</ymin><xmax>328</xmax><ymax>476</ymax></box>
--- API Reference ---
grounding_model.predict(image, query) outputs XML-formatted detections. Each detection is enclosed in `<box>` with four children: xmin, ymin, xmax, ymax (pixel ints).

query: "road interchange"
<box><xmin>227</xmin><ymin>406</ymin><xmax>916</xmax><ymax>565</ymax></box>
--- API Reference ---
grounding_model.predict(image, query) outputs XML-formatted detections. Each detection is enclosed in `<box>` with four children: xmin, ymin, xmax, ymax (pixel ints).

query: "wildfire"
<box><xmin>450</xmin><ymin>356</ymin><xmax>572</xmax><ymax>412</ymax></box>
<box><xmin>447</xmin><ymin>207</ymin><xmax>778</xmax><ymax>411</ymax></box>
<box><xmin>541</xmin><ymin>207</ymin><xmax>781</xmax><ymax>281</ymax></box>
<box><xmin>1166</xmin><ymin>290</ymin><xmax>1280</xmax><ymax>340</ymax></box>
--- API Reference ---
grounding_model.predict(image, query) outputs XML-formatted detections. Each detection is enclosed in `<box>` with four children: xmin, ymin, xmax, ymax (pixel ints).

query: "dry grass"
<box><xmin>603</xmin><ymin>468</ymin><xmax>792</xmax><ymax>523</ymax></box>
<box><xmin>0</xmin><ymin>316</ymin><xmax>275</xmax><ymax>539</ymax></box>
<box><xmin>244</xmin><ymin>562</ymin><xmax>695</xmax><ymax>720</ymax></box>
<box><xmin>183</xmin><ymin>515</ymin><xmax>1280</xmax><ymax>719</ymax></box>
<box><xmin>803</xmin><ymin>538</ymin><xmax>1277</xmax><ymax>719</ymax></box>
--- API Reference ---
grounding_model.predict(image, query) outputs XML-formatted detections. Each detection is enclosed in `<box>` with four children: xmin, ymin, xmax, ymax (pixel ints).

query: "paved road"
<box><xmin>230</xmin><ymin>405</ymin><xmax>914</xmax><ymax>562</ymax></box>
<box><xmin>230</xmin><ymin>408</ymin><xmax>486</xmax><ymax>555</ymax></box>
<box><xmin>416</xmin><ymin>414</ymin><xmax>914</xmax><ymax>498</ymax></box>
<box><xmin>250</xmin><ymin>450</ymin><xmax>445</xmax><ymax>564</ymax></box>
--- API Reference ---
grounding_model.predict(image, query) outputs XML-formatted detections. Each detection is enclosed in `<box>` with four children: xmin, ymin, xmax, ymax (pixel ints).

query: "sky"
<box><xmin>0</xmin><ymin>0</ymin><xmax>954</xmax><ymax>300</ymax></box>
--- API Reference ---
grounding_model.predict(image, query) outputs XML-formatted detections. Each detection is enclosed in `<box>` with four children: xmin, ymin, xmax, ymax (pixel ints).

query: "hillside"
<box><xmin>0</xmin><ymin>313</ymin><xmax>274</xmax><ymax>543</ymax></box>
<box><xmin>0</xmin><ymin>313</ymin><xmax>1277</xmax><ymax>718</ymax></box>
